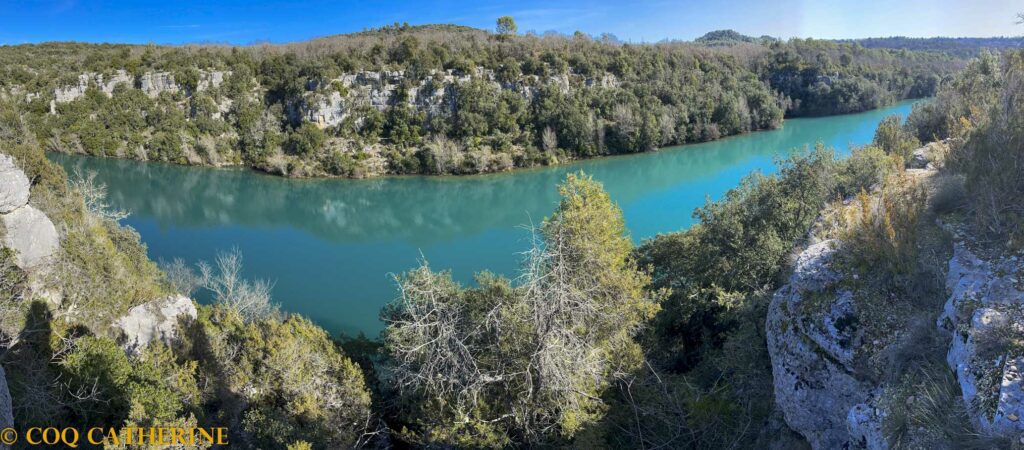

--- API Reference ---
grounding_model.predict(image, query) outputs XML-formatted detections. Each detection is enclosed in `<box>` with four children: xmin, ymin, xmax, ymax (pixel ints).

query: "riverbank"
<box><xmin>44</xmin><ymin>97</ymin><xmax>932</xmax><ymax>181</ymax></box>
<box><xmin>7</xmin><ymin>24</ymin><xmax>958</xmax><ymax>182</ymax></box>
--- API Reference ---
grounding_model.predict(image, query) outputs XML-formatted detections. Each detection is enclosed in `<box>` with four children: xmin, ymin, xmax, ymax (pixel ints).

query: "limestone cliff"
<box><xmin>768</xmin><ymin>157</ymin><xmax>1024</xmax><ymax>448</ymax></box>
<box><xmin>44</xmin><ymin>67</ymin><xmax>615</xmax><ymax>130</ymax></box>
<box><xmin>48</xmin><ymin>69</ymin><xmax>230</xmax><ymax>111</ymax></box>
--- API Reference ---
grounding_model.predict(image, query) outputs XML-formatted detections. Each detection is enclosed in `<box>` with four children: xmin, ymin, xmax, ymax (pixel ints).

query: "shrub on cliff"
<box><xmin>873</xmin><ymin>114</ymin><xmax>921</xmax><ymax>162</ymax></box>
<box><xmin>180</xmin><ymin>305</ymin><xmax>372</xmax><ymax>449</ymax></box>
<box><xmin>381</xmin><ymin>173</ymin><xmax>662</xmax><ymax>447</ymax></box>
<box><xmin>949</xmin><ymin>51</ymin><xmax>1024</xmax><ymax>246</ymax></box>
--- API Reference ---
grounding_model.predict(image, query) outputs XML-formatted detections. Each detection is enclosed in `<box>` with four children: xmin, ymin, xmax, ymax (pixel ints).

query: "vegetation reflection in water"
<box><xmin>48</xmin><ymin>100</ymin><xmax>915</xmax><ymax>336</ymax></box>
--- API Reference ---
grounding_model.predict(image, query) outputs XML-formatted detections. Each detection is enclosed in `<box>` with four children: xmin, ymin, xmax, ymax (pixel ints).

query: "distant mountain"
<box><xmin>696</xmin><ymin>30</ymin><xmax>756</xmax><ymax>43</ymax></box>
<box><xmin>694</xmin><ymin>30</ymin><xmax>778</xmax><ymax>47</ymax></box>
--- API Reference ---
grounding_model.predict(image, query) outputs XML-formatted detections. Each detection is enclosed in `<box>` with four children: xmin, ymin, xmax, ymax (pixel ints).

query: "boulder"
<box><xmin>908</xmin><ymin>147</ymin><xmax>930</xmax><ymax>169</ymax></box>
<box><xmin>113</xmin><ymin>295</ymin><xmax>197</xmax><ymax>356</ymax></box>
<box><xmin>767</xmin><ymin>239</ymin><xmax>884</xmax><ymax>449</ymax></box>
<box><xmin>0</xmin><ymin>154</ymin><xmax>30</xmax><ymax>214</ymax></box>
<box><xmin>1</xmin><ymin>205</ymin><xmax>59</xmax><ymax>269</ymax></box>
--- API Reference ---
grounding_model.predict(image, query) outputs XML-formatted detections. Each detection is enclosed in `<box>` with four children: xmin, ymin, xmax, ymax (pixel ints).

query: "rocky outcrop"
<box><xmin>138</xmin><ymin>72</ymin><xmax>179</xmax><ymax>97</ymax></box>
<box><xmin>196</xmin><ymin>70</ymin><xmax>228</xmax><ymax>92</ymax></box>
<box><xmin>112</xmin><ymin>295</ymin><xmax>197</xmax><ymax>356</ymax></box>
<box><xmin>938</xmin><ymin>242</ymin><xmax>1024</xmax><ymax>434</ymax></box>
<box><xmin>908</xmin><ymin>141</ymin><xmax>948</xmax><ymax>170</ymax></box>
<box><xmin>300</xmin><ymin>69</ymin><xmax>457</xmax><ymax>127</ymax></box>
<box><xmin>909</xmin><ymin>147</ymin><xmax>930</xmax><ymax>169</ymax></box>
<box><xmin>53</xmin><ymin>70</ymin><xmax>134</xmax><ymax>104</ymax></box>
<box><xmin>0</xmin><ymin>154</ymin><xmax>29</xmax><ymax>213</ymax></box>
<box><xmin>0</xmin><ymin>154</ymin><xmax>59</xmax><ymax>270</ymax></box>
<box><xmin>298</xmin><ymin>68</ymin><xmax>617</xmax><ymax>128</ymax></box>
<box><xmin>45</xmin><ymin>66</ymin><xmax>613</xmax><ymax>132</ymax></box>
<box><xmin>0</xmin><ymin>366</ymin><xmax>11</xmax><ymax>449</ymax></box>
<box><xmin>49</xmin><ymin>69</ymin><xmax>230</xmax><ymax>112</ymax></box>
<box><xmin>767</xmin><ymin>239</ymin><xmax>885</xmax><ymax>450</ymax></box>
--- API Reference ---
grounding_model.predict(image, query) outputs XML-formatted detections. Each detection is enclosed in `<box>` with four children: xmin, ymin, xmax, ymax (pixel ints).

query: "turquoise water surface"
<box><xmin>49</xmin><ymin>100</ymin><xmax>916</xmax><ymax>336</ymax></box>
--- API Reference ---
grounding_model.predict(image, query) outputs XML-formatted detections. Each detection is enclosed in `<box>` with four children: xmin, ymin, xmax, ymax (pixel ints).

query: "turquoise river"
<box><xmin>48</xmin><ymin>100</ymin><xmax>917</xmax><ymax>336</ymax></box>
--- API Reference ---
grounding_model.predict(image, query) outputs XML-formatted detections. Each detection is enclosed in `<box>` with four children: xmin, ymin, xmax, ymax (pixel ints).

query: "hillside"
<box><xmin>845</xmin><ymin>36</ymin><xmax>1024</xmax><ymax>58</ymax></box>
<box><xmin>0</xmin><ymin>23</ymin><xmax>960</xmax><ymax>178</ymax></box>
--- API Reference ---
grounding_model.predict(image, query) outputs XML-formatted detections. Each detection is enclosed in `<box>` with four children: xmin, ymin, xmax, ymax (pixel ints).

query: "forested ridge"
<box><xmin>844</xmin><ymin>36</ymin><xmax>1024</xmax><ymax>58</ymax></box>
<box><xmin>0</xmin><ymin>22</ymin><xmax>962</xmax><ymax>177</ymax></box>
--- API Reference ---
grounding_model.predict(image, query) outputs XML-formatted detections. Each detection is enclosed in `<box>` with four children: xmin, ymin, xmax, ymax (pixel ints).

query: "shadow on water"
<box><xmin>48</xmin><ymin>100</ymin><xmax>917</xmax><ymax>336</ymax></box>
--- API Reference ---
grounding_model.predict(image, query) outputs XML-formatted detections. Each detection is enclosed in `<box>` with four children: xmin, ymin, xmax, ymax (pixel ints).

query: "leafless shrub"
<box><xmin>384</xmin><ymin>262</ymin><xmax>488</xmax><ymax>413</ymax></box>
<box><xmin>520</xmin><ymin>223</ymin><xmax>619</xmax><ymax>432</ymax></box>
<box><xmin>159</xmin><ymin>257</ymin><xmax>202</xmax><ymax>297</ymax></box>
<box><xmin>384</xmin><ymin>174</ymin><xmax>657</xmax><ymax>443</ymax></box>
<box><xmin>69</xmin><ymin>168</ymin><xmax>129</xmax><ymax>222</ymax></box>
<box><xmin>197</xmin><ymin>248</ymin><xmax>278</xmax><ymax>322</ymax></box>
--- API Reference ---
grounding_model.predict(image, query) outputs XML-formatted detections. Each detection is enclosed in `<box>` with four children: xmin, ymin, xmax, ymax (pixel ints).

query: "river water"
<box><xmin>48</xmin><ymin>100</ymin><xmax>916</xmax><ymax>336</ymax></box>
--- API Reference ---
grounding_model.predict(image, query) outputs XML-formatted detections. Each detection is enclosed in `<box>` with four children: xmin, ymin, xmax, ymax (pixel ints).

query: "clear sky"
<box><xmin>1</xmin><ymin>0</ymin><xmax>1021</xmax><ymax>45</ymax></box>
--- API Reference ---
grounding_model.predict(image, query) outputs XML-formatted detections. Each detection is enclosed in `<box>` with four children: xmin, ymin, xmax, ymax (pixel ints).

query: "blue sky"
<box><xmin>1</xmin><ymin>0</ymin><xmax>1021</xmax><ymax>45</ymax></box>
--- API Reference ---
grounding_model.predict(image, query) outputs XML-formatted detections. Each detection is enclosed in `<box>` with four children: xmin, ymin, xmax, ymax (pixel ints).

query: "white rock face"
<box><xmin>197</xmin><ymin>70</ymin><xmax>229</xmax><ymax>92</ymax></box>
<box><xmin>51</xmin><ymin>70</ymin><xmax>134</xmax><ymax>108</ymax></box>
<box><xmin>139</xmin><ymin>72</ymin><xmax>179</xmax><ymax>97</ymax></box>
<box><xmin>305</xmin><ymin>91</ymin><xmax>348</xmax><ymax>127</ymax></box>
<box><xmin>767</xmin><ymin>239</ymin><xmax>885</xmax><ymax>450</ymax></box>
<box><xmin>113</xmin><ymin>295</ymin><xmax>197</xmax><ymax>356</ymax></box>
<box><xmin>45</xmin><ymin>66</ymin><xmax>604</xmax><ymax>131</ymax></box>
<box><xmin>1</xmin><ymin>205</ymin><xmax>59</xmax><ymax>270</ymax></box>
<box><xmin>50</xmin><ymin>70</ymin><xmax>230</xmax><ymax>108</ymax></box>
<box><xmin>1</xmin><ymin>153</ymin><xmax>61</xmax><ymax>270</ymax></box>
<box><xmin>938</xmin><ymin>242</ymin><xmax>1024</xmax><ymax>434</ymax></box>
<box><xmin>0</xmin><ymin>154</ymin><xmax>30</xmax><ymax>213</ymax></box>
<box><xmin>0</xmin><ymin>365</ymin><xmax>11</xmax><ymax>449</ymax></box>
<box><xmin>297</xmin><ymin>67</ymin><xmax>609</xmax><ymax>128</ymax></box>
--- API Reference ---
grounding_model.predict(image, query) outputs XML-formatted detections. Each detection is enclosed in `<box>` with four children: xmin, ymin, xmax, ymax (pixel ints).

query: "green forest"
<box><xmin>0</xmin><ymin>21</ymin><xmax>963</xmax><ymax>177</ymax></box>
